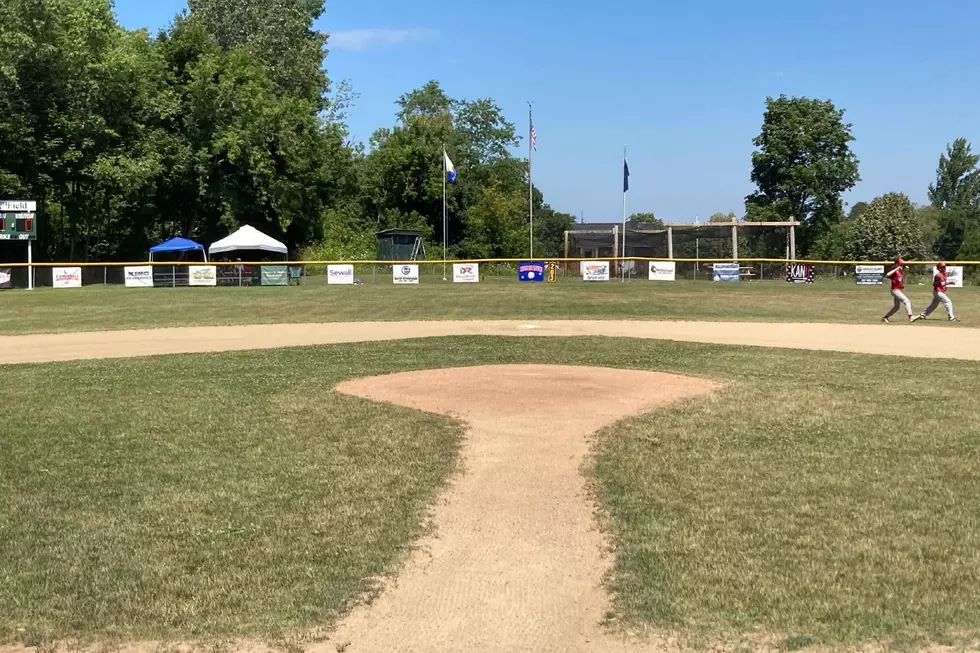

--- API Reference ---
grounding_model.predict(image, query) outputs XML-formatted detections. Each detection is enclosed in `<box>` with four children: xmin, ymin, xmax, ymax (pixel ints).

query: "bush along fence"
<box><xmin>0</xmin><ymin>258</ymin><xmax>977</xmax><ymax>290</ymax></box>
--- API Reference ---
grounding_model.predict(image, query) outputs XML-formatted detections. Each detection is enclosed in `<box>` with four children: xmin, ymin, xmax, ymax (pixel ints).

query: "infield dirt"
<box><xmin>2</xmin><ymin>319</ymin><xmax>979</xmax><ymax>365</ymax></box>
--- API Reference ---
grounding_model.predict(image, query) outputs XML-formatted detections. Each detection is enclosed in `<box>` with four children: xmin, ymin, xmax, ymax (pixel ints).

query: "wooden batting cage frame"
<box><xmin>563</xmin><ymin>220</ymin><xmax>801</xmax><ymax>271</ymax></box>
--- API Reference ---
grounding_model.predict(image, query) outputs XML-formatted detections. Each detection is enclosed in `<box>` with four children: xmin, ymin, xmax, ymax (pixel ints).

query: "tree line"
<box><xmin>1</xmin><ymin>1</ymin><xmax>977</xmax><ymax>263</ymax></box>
<box><xmin>738</xmin><ymin>96</ymin><xmax>979</xmax><ymax>262</ymax></box>
<box><xmin>0</xmin><ymin>0</ymin><xmax>574</xmax><ymax>263</ymax></box>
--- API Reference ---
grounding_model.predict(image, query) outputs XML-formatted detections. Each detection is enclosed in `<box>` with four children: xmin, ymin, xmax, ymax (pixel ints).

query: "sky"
<box><xmin>113</xmin><ymin>0</ymin><xmax>980</xmax><ymax>224</ymax></box>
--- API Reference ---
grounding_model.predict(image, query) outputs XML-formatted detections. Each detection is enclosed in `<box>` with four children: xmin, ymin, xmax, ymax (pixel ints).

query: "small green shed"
<box><xmin>376</xmin><ymin>229</ymin><xmax>425</xmax><ymax>261</ymax></box>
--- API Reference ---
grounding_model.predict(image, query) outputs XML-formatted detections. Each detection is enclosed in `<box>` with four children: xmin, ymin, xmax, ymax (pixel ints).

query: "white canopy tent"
<box><xmin>208</xmin><ymin>225</ymin><xmax>288</xmax><ymax>258</ymax></box>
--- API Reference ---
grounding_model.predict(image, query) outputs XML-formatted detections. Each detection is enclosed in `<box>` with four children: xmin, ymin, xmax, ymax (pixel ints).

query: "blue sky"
<box><xmin>114</xmin><ymin>0</ymin><xmax>980</xmax><ymax>223</ymax></box>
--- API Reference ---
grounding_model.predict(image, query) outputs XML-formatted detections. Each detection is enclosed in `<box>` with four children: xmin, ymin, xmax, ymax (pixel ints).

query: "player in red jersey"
<box><xmin>882</xmin><ymin>257</ymin><xmax>917</xmax><ymax>323</ymax></box>
<box><xmin>916</xmin><ymin>261</ymin><xmax>957</xmax><ymax>322</ymax></box>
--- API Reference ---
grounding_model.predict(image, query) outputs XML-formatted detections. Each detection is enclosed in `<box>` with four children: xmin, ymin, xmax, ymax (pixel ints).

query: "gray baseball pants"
<box><xmin>884</xmin><ymin>289</ymin><xmax>912</xmax><ymax>319</ymax></box>
<box><xmin>922</xmin><ymin>290</ymin><xmax>955</xmax><ymax>319</ymax></box>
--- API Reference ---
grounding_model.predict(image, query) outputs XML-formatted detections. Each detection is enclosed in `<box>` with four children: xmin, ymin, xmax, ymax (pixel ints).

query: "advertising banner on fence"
<box><xmin>518</xmin><ymin>261</ymin><xmax>545</xmax><ymax>282</ymax></box>
<box><xmin>855</xmin><ymin>265</ymin><xmax>885</xmax><ymax>285</ymax></box>
<box><xmin>327</xmin><ymin>264</ymin><xmax>355</xmax><ymax>285</ymax></box>
<box><xmin>261</xmin><ymin>265</ymin><xmax>288</xmax><ymax>286</ymax></box>
<box><xmin>786</xmin><ymin>263</ymin><xmax>815</xmax><ymax>283</ymax></box>
<box><xmin>124</xmin><ymin>266</ymin><xmax>153</xmax><ymax>287</ymax></box>
<box><xmin>547</xmin><ymin>262</ymin><xmax>558</xmax><ymax>282</ymax></box>
<box><xmin>453</xmin><ymin>263</ymin><xmax>480</xmax><ymax>283</ymax></box>
<box><xmin>712</xmin><ymin>262</ymin><xmax>740</xmax><ymax>283</ymax></box>
<box><xmin>53</xmin><ymin>266</ymin><xmax>82</xmax><ymax>288</ymax></box>
<box><xmin>648</xmin><ymin>261</ymin><xmax>676</xmax><ymax>281</ymax></box>
<box><xmin>393</xmin><ymin>264</ymin><xmax>419</xmax><ymax>284</ymax></box>
<box><xmin>0</xmin><ymin>267</ymin><xmax>11</xmax><ymax>289</ymax></box>
<box><xmin>189</xmin><ymin>265</ymin><xmax>217</xmax><ymax>286</ymax></box>
<box><xmin>581</xmin><ymin>261</ymin><xmax>610</xmax><ymax>281</ymax></box>
<box><xmin>945</xmin><ymin>265</ymin><xmax>964</xmax><ymax>288</ymax></box>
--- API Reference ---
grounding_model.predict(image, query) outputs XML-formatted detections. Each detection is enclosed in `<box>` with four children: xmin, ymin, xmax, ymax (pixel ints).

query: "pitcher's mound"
<box><xmin>333</xmin><ymin>364</ymin><xmax>718</xmax><ymax>653</ymax></box>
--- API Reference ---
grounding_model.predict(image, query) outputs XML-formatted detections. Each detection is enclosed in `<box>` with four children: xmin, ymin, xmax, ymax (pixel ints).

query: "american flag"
<box><xmin>530</xmin><ymin>120</ymin><xmax>537</xmax><ymax>152</ymax></box>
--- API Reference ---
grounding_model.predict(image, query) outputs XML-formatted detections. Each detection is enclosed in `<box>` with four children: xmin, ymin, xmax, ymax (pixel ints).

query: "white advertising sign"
<box><xmin>855</xmin><ymin>264</ymin><xmax>886</xmax><ymax>286</ymax></box>
<box><xmin>52</xmin><ymin>266</ymin><xmax>82</xmax><ymax>288</ymax></box>
<box><xmin>648</xmin><ymin>261</ymin><xmax>676</xmax><ymax>281</ymax></box>
<box><xmin>188</xmin><ymin>265</ymin><xmax>217</xmax><ymax>286</ymax></box>
<box><xmin>452</xmin><ymin>263</ymin><xmax>480</xmax><ymax>283</ymax></box>
<box><xmin>124</xmin><ymin>266</ymin><xmax>153</xmax><ymax>288</ymax></box>
<box><xmin>393</xmin><ymin>264</ymin><xmax>419</xmax><ymax>284</ymax></box>
<box><xmin>945</xmin><ymin>265</ymin><xmax>964</xmax><ymax>288</ymax></box>
<box><xmin>580</xmin><ymin>261</ymin><xmax>611</xmax><ymax>281</ymax></box>
<box><xmin>327</xmin><ymin>264</ymin><xmax>355</xmax><ymax>285</ymax></box>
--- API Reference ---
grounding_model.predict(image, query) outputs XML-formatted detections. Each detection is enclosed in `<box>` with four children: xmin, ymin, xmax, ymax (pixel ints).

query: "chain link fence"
<box><xmin>1</xmin><ymin>260</ymin><xmax>977</xmax><ymax>290</ymax></box>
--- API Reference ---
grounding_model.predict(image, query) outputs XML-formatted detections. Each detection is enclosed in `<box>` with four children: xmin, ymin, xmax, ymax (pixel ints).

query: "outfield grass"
<box><xmin>3</xmin><ymin>338</ymin><xmax>980</xmax><ymax>649</ymax></box>
<box><xmin>0</xmin><ymin>280</ymin><xmax>976</xmax><ymax>334</ymax></box>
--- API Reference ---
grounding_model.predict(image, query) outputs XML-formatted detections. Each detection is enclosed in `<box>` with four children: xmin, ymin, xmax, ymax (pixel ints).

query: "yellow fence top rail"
<box><xmin>3</xmin><ymin>258</ymin><xmax>980</xmax><ymax>268</ymax></box>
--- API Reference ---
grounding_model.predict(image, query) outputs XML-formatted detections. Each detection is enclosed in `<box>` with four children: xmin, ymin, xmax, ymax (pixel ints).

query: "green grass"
<box><xmin>0</xmin><ymin>280</ymin><xmax>976</xmax><ymax>334</ymax></box>
<box><xmin>3</xmin><ymin>337</ymin><xmax>980</xmax><ymax>650</ymax></box>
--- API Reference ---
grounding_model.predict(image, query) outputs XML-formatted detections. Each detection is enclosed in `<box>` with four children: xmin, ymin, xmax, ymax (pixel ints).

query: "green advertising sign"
<box><xmin>260</xmin><ymin>265</ymin><xmax>288</xmax><ymax>286</ymax></box>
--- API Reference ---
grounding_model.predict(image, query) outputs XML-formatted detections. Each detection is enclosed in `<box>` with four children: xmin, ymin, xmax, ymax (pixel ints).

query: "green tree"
<box><xmin>627</xmin><ymin>212</ymin><xmax>664</xmax><ymax>227</ymax></box>
<box><xmin>847</xmin><ymin>192</ymin><xmax>925</xmax><ymax>261</ymax></box>
<box><xmin>359</xmin><ymin>81</ymin><xmax>526</xmax><ymax>257</ymax></box>
<box><xmin>928</xmin><ymin>139</ymin><xmax>980</xmax><ymax>210</ymax></box>
<box><xmin>914</xmin><ymin>205</ymin><xmax>943</xmax><ymax>257</ymax></box>
<box><xmin>745</xmin><ymin>95</ymin><xmax>860</xmax><ymax>254</ymax></box>
<box><xmin>186</xmin><ymin>0</ymin><xmax>328</xmax><ymax>105</ymax></box>
<box><xmin>0</xmin><ymin>4</ymin><xmax>571</xmax><ymax>265</ymax></box>
<box><xmin>707</xmin><ymin>212</ymin><xmax>736</xmax><ymax>258</ymax></box>
<box><xmin>957</xmin><ymin>224</ymin><xmax>980</xmax><ymax>260</ymax></box>
<box><xmin>534</xmin><ymin>205</ymin><xmax>575</xmax><ymax>257</ymax></box>
<box><xmin>148</xmin><ymin>13</ymin><xmax>354</xmax><ymax>250</ymax></box>
<box><xmin>847</xmin><ymin>201</ymin><xmax>868</xmax><ymax>221</ymax></box>
<box><xmin>810</xmin><ymin>221</ymin><xmax>854</xmax><ymax>261</ymax></box>
<box><xmin>926</xmin><ymin>139</ymin><xmax>980</xmax><ymax>260</ymax></box>
<box><xmin>0</xmin><ymin>0</ymin><xmax>167</xmax><ymax>260</ymax></box>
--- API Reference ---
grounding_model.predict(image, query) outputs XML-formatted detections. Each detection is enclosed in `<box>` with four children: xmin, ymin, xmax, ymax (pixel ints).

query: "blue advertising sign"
<box><xmin>518</xmin><ymin>261</ymin><xmax>546</xmax><ymax>282</ymax></box>
<box><xmin>712</xmin><ymin>262</ymin><xmax>740</xmax><ymax>283</ymax></box>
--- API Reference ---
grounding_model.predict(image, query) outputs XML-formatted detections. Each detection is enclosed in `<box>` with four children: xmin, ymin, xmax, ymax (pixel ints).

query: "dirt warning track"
<box><xmin>1</xmin><ymin>319</ymin><xmax>979</xmax><ymax>365</ymax></box>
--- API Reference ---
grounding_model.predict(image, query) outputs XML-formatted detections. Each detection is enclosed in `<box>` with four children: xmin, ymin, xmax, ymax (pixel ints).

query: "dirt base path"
<box><xmin>333</xmin><ymin>364</ymin><xmax>718</xmax><ymax>653</ymax></box>
<box><xmin>2</xmin><ymin>319</ymin><xmax>980</xmax><ymax>365</ymax></box>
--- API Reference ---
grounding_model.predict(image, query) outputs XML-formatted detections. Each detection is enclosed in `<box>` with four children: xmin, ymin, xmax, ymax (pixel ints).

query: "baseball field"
<box><xmin>2</xmin><ymin>281</ymin><xmax>980</xmax><ymax>653</ymax></box>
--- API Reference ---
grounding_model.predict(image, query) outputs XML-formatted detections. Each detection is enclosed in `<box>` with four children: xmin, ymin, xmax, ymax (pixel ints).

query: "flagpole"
<box><xmin>621</xmin><ymin>145</ymin><xmax>627</xmax><ymax>282</ymax></box>
<box><xmin>528</xmin><ymin>101</ymin><xmax>534</xmax><ymax>259</ymax></box>
<box><xmin>442</xmin><ymin>145</ymin><xmax>448</xmax><ymax>281</ymax></box>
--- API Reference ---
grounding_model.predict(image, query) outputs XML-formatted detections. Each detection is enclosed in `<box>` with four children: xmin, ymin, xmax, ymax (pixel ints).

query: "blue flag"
<box><xmin>623</xmin><ymin>158</ymin><xmax>630</xmax><ymax>193</ymax></box>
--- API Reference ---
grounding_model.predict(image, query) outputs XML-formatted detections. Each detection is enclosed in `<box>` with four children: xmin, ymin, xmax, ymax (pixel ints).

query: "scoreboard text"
<box><xmin>0</xmin><ymin>200</ymin><xmax>37</xmax><ymax>241</ymax></box>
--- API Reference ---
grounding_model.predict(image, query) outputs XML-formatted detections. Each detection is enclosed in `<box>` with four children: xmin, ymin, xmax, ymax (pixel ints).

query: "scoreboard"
<box><xmin>0</xmin><ymin>200</ymin><xmax>37</xmax><ymax>241</ymax></box>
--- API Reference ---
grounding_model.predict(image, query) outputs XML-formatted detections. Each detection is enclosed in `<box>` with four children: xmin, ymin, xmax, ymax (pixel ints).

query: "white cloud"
<box><xmin>328</xmin><ymin>28</ymin><xmax>438</xmax><ymax>52</ymax></box>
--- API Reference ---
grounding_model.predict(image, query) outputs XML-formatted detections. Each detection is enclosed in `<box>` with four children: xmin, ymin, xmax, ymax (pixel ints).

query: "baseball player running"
<box><xmin>916</xmin><ymin>261</ymin><xmax>957</xmax><ymax>322</ymax></box>
<box><xmin>882</xmin><ymin>257</ymin><xmax>917</xmax><ymax>323</ymax></box>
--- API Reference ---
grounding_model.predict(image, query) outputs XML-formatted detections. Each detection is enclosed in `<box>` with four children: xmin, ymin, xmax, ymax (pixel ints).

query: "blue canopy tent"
<box><xmin>149</xmin><ymin>236</ymin><xmax>208</xmax><ymax>262</ymax></box>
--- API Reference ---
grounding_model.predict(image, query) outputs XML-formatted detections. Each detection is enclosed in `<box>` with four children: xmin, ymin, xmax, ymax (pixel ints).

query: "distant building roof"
<box><xmin>376</xmin><ymin>228</ymin><xmax>423</xmax><ymax>237</ymax></box>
